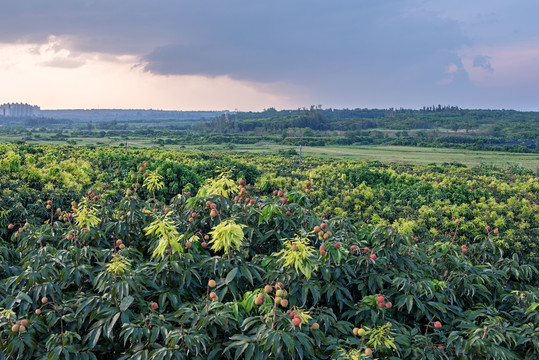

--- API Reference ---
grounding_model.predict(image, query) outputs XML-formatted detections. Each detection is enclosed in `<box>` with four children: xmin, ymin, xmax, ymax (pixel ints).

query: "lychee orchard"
<box><xmin>0</xmin><ymin>144</ymin><xmax>537</xmax><ymax>359</ymax></box>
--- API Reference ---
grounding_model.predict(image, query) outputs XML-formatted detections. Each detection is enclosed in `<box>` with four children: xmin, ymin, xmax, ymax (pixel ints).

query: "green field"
<box><xmin>165</xmin><ymin>143</ymin><xmax>538</xmax><ymax>170</ymax></box>
<box><xmin>2</xmin><ymin>131</ymin><xmax>538</xmax><ymax>170</ymax></box>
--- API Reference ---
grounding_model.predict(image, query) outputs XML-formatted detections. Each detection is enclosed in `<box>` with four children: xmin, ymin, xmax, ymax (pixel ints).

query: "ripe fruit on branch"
<box><xmin>291</xmin><ymin>244</ymin><xmax>298</xmax><ymax>251</ymax></box>
<box><xmin>67</xmin><ymin>234</ymin><xmax>73</xmax><ymax>241</ymax></box>
<box><xmin>350</xmin><ymin>245</ymin><xmax>358</xmax><ymax>252</ymax></box>
<box><xmin>210</xmin><ymin>210</ymin><xmax>218</xmax><ymax>217</ymax></box>
<box><xmin>277</xmin><ymin>190</ymin><xmax>284</xmax><ymax>197</ymax></box>
<box><xmin>334</xmin><ymin>242</ymin><xmax>341</xmax><ymax>249</ymax></box>
<box><xmin>185</xmin><ymin>242</ymin><xmax>192</xmax><ymax>249</ymax></box>
<box><xmin>20</xmin><ymin>319</ymin><xmax>28</xmax><ymax>327</ymax></box>
<box><xmin>7</xmin><ymin>223</ymin><xmax>14</xmax><ymax>229</ymax></box>
<box><xmin>254</xmin><ymin>297</ymin><xmax>264</xmax><ymax>305</ymax></box>
<box><xmin>286</xmin><ymin>211</ymin><xmax>292</xmax><ymax>217</ymax></box>
<box><xmin>209</xmin><ymin>292</ymin><xmax>217</xmax><ymax>299</ymax></box>
<box><xmin>320</xmin><ymin>223</ymin><xmax>327</xmax><ymax>230</ymax></box>
<box><xmin>280</xmin><ymin>299</ymin><xmax>288</xmax><ymax>307</ymax></box>
<box><xmin>119</xmin><ymin>244</ymin><xmax>125</xmax><ymax>249</ymax></box>
<box><xmin>264</xmin><ymin>285</ymin><xmax>273</xmax><ymax>293</ymax></box>
<box><xmin>41</xmin><ymin>297</ymin><xmax>48</xmax><ymax>304</ymax></box>
<box><xmin>434</xmin><ymin>321</ymin><xmax>442</xmax><ymax>329</ymax></box>
<box><xmin>282</xmin><ymin>197</ymin><xmax>288</xmax><ymax>204</ymax></box>
<box><xmin>83</xmin><ymin>228</ymin><xmax>89</xmax><ymax>233</ymax></box>
<box><xmin>293</xmin><ymin>317</ymin><xmax>301</xmax><ymax>326</ymax></box>
<box><xmin>288</xmin><ymin>312</ymin><xmax>296</xmax><ymax>319</ymax></box>
<box><xmin>201</xmin><ymin>242</ymin><xmax>207</xmax><ymax>248</ymax></box>
<box><xmin>485</xmin><ymin>225</ymin><xmax>491</xmax><ymax>231</ymax></box>
<box><xmin>238</xmin><ymin>179</ymin><xmax>246</xmax><ymax>186</ymax></box>
<box><xmin>151</xmin><ymin>302</ymin><xmax>158</xmax><ymax>310</ymax></box>
<box><xmin>310</xmin><ymin>322</ymin><xmax>319</xmax><ymax>330</ymax></box>
<box><xmin>306</xmin><ymin>181</ymin><xmax>311</xmax><ymax>187</ymax></box>
<box><xmin>11</xmin><ymin>324</ymin><xmax>20</xmax><ymax>332</ymax></box>
<box><xmin>208</xmin><ymin>279</ymin><xmax>216</xmax><ymax>288</ymax></box>
<box><xmin>364</xmin><ymin>348</ymin><xmax>372</xmax><ymax>356</ymax></box>
<box><xmin>353</xmin><ymin>327</ymin><xmax>360</xmax><ymax>336</ymax></box>
<box><xmin>385</xmin><ymin>302</ymin><xmax>392</xmax><ymax>309</ymax></box>
<box><xmin>116</xmin><ymin>239</ymin><xmax>123</xmax><ymax>246</ymax></box>
<box><xmin>461</xmin><ymin>245</ymin><xmax>467</xmax><ymax>253</ymax></box>
<box><xmin>377</xmin><ymin>295</ymin><xmax>385</xmax><ymax>303</ymax></box>
<box><xmin>363</xmin><ymin>247</ymin><xmax>370</xmax><ymax>253</ymax></box>
<box><xmin>273</xmin><ymin>190</ymin><xmax>278</xmax><ymax>196</ymax></box>
<box><xmin>378</xmin><ymin>302</ymin><xmax>384</xmax><ymax>308</ymax></box>
<box><xmin>370</xmin><ymin>254</ymin><xmax>377</xmax><ymax>260</ymax></box>
<box><xmin>35</xmin><ymin>309</ymin><xmax>41</xmax><ymax>315</ymax></box>
<box><xmin>314</xmin><ymin>226</ymin><xmax>321</xmax><ymax>233</ymax></box>
<box><xmin>493</xmin><ymin>228</ymin><xmax>499</xmax><ymax>234</ymax></box>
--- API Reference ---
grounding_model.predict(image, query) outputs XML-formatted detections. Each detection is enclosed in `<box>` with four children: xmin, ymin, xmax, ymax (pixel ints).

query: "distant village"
<box><xmin>0</xmin><ymin>103</ymin><xmax>41</xmax><ymax>117</ymax></box>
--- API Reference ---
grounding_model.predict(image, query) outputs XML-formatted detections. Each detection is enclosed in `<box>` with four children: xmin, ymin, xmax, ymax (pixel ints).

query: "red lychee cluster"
<box><xmin>206</xmin><ymin>201</ymin><xmax>219</xmax><ymax>218</ymax></box>
<box><xmin>376</xmin><ymin>294</ymin><xmax>392</xmax><ymax>309</ymax></box>
<box><xmin>272</xmin><ymin>190</ymin><xmax>288</xmax><ymax>205</ymax></box>
<box><xmin>235</xmin><ymin>180</ymin><xmax>256</xmax><ymax>205</ymax></box>
<box><xmin>304</xmin><ymin>180</ymin><xmax>314</xmax><ymax>194</ymax></box>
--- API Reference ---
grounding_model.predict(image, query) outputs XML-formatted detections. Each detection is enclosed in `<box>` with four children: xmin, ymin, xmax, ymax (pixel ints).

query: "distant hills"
<box><xmin>40</xmin><ymin>109</ymin><xmax>225</xmax><ymax>122</ymax></box>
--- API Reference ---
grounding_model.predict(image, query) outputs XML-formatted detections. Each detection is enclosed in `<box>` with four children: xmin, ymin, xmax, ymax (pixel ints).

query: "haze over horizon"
<box><xmin>1</xmin><ymin>1</ymin><xmax>539</xmax><ymax>111</ymax></box>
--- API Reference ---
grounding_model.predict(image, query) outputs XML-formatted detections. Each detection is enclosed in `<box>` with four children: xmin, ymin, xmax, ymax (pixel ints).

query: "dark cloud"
<box><xmin>1</xmin><ymin>0</ymin><xmax>537</xmax><ymax>109</ymax></box>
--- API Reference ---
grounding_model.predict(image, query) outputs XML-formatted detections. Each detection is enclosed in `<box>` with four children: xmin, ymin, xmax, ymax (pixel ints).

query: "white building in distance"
<box><xmin>0</xmin><ymin>103</ymin><xmax>41</xmax><ymax>117</ymax></box>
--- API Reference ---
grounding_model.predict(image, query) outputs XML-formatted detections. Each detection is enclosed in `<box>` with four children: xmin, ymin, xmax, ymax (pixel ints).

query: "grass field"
<box><xmin>2</xmin><ymin>134</ymin><xmax>537</xmax><ymax>170</ymax></box>
<box><xmin>164</xmin><ymin>143</ymin><xmax>539</xmax><ymax>170</ymax></box>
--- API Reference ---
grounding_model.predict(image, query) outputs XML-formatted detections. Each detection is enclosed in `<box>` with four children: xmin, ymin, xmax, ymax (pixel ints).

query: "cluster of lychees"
<box><xmin>350</xmin><ymin>245</ymin><xmax>377</xmax><ymax>260</ymax></box>
<box><xmin>304</xmin><ymin>181</ymin><xmax>313</xmax><ymax>194</ymax></box>
<box><xmin>7</xmin><ymin>221</ymin><xmax>30</xmax><ymax>238</ymax></box>
<box><xmin>87</xmin><ymin>190</ymin><xmax>102</xmax><ymax>202</ymax></box>
<box><xmin>314</xmin><ymin>223</ymin><xmax>332</xmax><ymax>241</ymax></box>
<box><xmin>208</xmin><ymin>279</ymin><xmax>218</xmax><ymax>302</ymax></box>
<box><xmin>254</xmin><ymin>283</ymin><xmax>289</xmax><ymax>307</ymax></box>
<box><xmin>352</xmin><ymin>326</ymin><xmax>372</xmax><ymax>356</ymax></box>
<box><xmin>115</xmin><ymin>239</ymin><xmax>126</xmax><ymax>250</ymax></box>
<box><xmin>11</xmin><ymin>319</ymin><xmax>29</xmax><ymax>333</ymax></box>
<box><xmin>272</xmin><ymin>190</ymin><xmax>288</xmax><ymax>205</ymax></box>
<box><xmin>376</xmin><ymin>294</ymin><xmax>392</xmax><ymax>309</ymax></box>
<box><xmin>205</xmin><ymin>201</ymin><xmax>219</xmax><ymax>218</ymax></box>
<box><xmin>130</xmin><ymin>161</ymin><xmax>149</xmax><ymax>188</ymax></box>
<box><xmin>234</xmin><ymin>179</ymin><xmax>256</xmax><ymax>205</ymax></box>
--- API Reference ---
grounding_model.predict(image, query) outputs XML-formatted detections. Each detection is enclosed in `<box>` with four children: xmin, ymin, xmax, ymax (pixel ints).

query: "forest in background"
<box><xmin>0</xmin><ymin>106</ymin><xmax>537</xmax><ymax>153</ymax></box>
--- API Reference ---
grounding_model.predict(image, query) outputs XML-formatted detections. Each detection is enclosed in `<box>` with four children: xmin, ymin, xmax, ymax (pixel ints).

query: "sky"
<box><xmin>1</xmin><ymin>0</ymin><xmax>539</xmax><ymax>111</ymax></box>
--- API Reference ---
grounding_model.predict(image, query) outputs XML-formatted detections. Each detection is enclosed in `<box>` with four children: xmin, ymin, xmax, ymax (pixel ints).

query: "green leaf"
<box><xmin>120</xmin><ymin>295</ymin><xmax>134</xmax><ymax>312</ymax></box>
<box><xmin>87</xmin><ymin>327</ymin><xmax>102</xmax><ymax>349</ymax></box>
<box><xmin>226</xmin><ymin>267</ymin><xmax>239</xmax><ymax>284</ymax></box>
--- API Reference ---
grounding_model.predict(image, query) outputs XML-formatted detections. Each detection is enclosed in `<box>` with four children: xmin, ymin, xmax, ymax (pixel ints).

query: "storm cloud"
<box><xmin>1</xmin><ymin>0</ymin><xmax>538</xmax><ymax>109</ymax></box>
